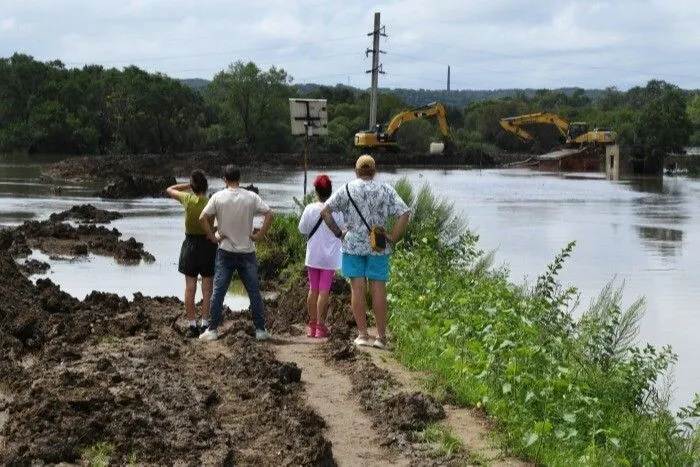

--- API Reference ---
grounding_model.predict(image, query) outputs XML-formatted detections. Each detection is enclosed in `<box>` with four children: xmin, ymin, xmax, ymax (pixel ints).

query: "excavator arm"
<box><xmin>385</xmin><ymin>102</ymin><xmax>450</xmax><ymax>138</ymax></box>
<box><xmin>354</xmin><ymin>101</ymin><xmax>451</xmax><ymax>152</ymax></box>
<box><xmin>499</xmin><ymin>112</ymin><xmax>570</xmax><ymax>142</ymax></box>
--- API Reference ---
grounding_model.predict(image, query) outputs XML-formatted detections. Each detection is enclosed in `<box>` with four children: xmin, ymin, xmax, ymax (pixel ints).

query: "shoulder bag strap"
<box><xmin>306</xmin><ymin>217</ymin><xmax>324</xmax><ymax>240</ymax></box>
<box><xmin>346</xmin><ymin>183</ymin><xmax>371</xmax><ymax>230</ymax></box>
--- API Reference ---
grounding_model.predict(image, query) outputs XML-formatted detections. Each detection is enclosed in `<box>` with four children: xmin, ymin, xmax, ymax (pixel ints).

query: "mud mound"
<box><xmin>98</xmin><ymin>174</ymin><xmax>176</xmax><ymax>199</ymax></box>
<box><xmin>0</xmin><ymin>251</ymin><xmax>47</xmax><ymax>350</ymax></box>
<box><xmin>18</xmin><ymin>258</ymin><xmax>50</xmax><ymax>276</ymax></box>
<box><xmin>10</xmin><ymin>219</ymin><xmax>154</xmax><ymax>263</ymax></box>
<box><xmin>1</xmin><ymin>252</ymin><xmax>334</xmax><ymax>465</ymax></box>
<box><xmin>384</xmin><ymin>392</ymin><xmax>446</xmax><ymax>431</ymax></box>
<box><xmin>49</xmin><ymin>204</ymin><xmax>123</xmax><ymax>224</ymax></box>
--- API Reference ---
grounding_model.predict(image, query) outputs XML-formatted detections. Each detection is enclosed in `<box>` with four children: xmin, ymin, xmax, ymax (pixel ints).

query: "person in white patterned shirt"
<box><xmin>321</xmin><ymin>155</ymin><xmax>410</xmax><ymax>349</ymax></box>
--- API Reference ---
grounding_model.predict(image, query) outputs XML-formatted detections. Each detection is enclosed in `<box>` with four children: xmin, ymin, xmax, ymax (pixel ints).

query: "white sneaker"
<box><xmin>255</xmin><ymin>329</ymin><xmax>270</xmax><ymax>341</ymax></box>
<box><xmin>353</xmin><ymin>335</ymin><xmax>371</xmax><ymax>347</ymax></box>
<box><xmin>372</xmin><ymin>337</ymin><xmax>388</xmax><ymax>349</ymax></box>
<box><xmin>199</xmin><ymin>328</ymin><xmax>218</xmax><ymax>341</ymax></box>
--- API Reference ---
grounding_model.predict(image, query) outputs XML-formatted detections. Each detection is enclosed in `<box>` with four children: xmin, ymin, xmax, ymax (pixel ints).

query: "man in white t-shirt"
<box><xmin>198</xmin><ymin>165</ymin><xmax>273</xmax><ymax>341</ymax></box>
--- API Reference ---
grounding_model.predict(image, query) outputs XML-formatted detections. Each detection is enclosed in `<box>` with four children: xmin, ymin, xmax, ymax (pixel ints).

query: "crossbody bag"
<box><xmin>345</xmin><ymin>184</ymin><xmax>386</xmax><ymax>252</ymax></box>
<box><xmin>306</xmin><ymin>217</ymin><xmax>324</xmax><ymax>240</ymax></box>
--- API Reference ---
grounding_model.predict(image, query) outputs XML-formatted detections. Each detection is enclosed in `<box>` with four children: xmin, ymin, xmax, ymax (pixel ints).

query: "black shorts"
<box><xmin>178</xmin><ymin>234</ymin><xmax>217</xmax><ymax>277</ymax></box>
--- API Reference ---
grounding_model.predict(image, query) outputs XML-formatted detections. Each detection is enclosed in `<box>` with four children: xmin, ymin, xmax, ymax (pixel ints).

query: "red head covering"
<box><xmin>313</xmin><ymin>174</ymin><xmax>331</xmax><ymax>189</ymax></box>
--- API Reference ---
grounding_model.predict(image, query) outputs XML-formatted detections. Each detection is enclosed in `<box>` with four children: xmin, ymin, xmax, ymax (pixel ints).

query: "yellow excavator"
<box><xmin>354</xmin><ymin>102</ymin><xmax>451</xmax><ymax>153</ymax></box>
<box><xmin>499</xmin><ymin>112</ymin><xmax>616</xmax><ymax>148</ymax></box>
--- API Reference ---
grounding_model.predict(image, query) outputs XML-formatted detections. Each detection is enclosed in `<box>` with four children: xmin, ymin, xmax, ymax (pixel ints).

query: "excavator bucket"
<box><xmin>429</xmin><ymin>142</ymin><xmax>445</xmax><ymax>155</ymax></box>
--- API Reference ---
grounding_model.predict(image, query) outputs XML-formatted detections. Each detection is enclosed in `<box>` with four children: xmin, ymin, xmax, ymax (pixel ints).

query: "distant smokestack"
<box><xmin>447</xmin><ymin>65</ymin><xmax>451</xmax><ymax>91</ymax></box>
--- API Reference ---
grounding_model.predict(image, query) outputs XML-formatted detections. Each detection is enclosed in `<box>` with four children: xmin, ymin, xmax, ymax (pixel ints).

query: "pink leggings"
<box><xmin>307</xmin><ymin>267</ymin><xmax>335</xmax><ymax>292</ymax></box>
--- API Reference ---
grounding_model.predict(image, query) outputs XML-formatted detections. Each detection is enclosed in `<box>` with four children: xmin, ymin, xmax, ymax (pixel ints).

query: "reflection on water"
<box><xmin>1</xmin><ymin>163</ymin><xmax>698</xmax><ymax>409</ymax></box>
<box><xmin>635</xmin><ymin>225</ymin><xmax>683</xmax><ymax>259</ymax></box>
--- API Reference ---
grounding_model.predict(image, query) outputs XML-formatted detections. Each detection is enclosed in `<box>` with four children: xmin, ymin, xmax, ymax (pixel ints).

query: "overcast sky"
<box><xmin>2</xmin><ymin>0</ymin><xmax>699</xmax><ymax>91</ymax></box>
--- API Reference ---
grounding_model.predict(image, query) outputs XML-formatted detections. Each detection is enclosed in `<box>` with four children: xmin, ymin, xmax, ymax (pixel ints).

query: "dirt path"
<box><xmin>273</xmin><ymin>333</ymin><xmax>411</xmax><ymax>466</ymax></box>
<box><xmin>272</xmin><ymin>326</ymin><xmax>528</xmax><ymax>467</ymax></box>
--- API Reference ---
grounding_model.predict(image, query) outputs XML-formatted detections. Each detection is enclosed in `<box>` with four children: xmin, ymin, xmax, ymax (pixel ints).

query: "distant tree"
<box><xmin>633</xmin><ymin>80</ymin><xmax>692</xmax><ymax>154</ymax></box>
<box><xmin>206</xmin><ymin>61</ymin><xmax>293</xmax><ymax>152</ymax></box>
<box><xmin>687</xmin><ymin>93</ymin><xmax>700</xmax><ymax>145</ymax></box>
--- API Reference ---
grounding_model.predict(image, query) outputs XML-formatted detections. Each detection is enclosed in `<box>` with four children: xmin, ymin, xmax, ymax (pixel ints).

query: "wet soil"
<box><xmin>98</xmin><ymin>174</ymin><xmax>177</xmax><ymax>199</ymax></box>
<box><xmin>0</xmin><ymin>250</ymin><xmax>334</xmax><ymax>465</ymax></box>
<box><xmin>1</xmin><ymin>217</ymin><xmax>155</xmax><ymax>264</ymax></box>
<box><xmin>49</xmin><ymin>204</ymin><xmax>123</xmax><ymax>224</ymax></box>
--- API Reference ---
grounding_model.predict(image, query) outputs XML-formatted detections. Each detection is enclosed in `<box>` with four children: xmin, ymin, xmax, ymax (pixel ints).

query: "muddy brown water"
<box><xmin>1</xmin><ymin>162</ymin><xmax>698</xmax><ymax>412</ymax></box>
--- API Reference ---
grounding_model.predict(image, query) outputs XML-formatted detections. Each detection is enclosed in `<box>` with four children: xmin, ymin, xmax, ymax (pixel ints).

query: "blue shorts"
<box><xmin>341</xmin><ymin>253</ymin><xmax>389</xmax><ymax>282</ymax></box>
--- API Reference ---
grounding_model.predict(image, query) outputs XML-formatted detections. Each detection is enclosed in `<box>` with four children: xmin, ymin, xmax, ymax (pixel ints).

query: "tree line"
<box><xmin>1</xmin><ymin>53</ymin><xmax>698</xmax><ymax>158</ymax></box>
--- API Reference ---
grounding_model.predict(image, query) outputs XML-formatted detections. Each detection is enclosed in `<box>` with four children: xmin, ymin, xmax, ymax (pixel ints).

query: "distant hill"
<box><xmin>293</xmin><ymin>83</ymin><xmax>605</xmax><ymax>108</ymax></box>
<box><xmin>180</xmin><ymin>78</ymin><xmax>210</xmax><ymax>90</ymax></box>
<box><xmin>182</xmin><ymin>79</ymin><xmax>605</xmax><ymax>108</ymax></box>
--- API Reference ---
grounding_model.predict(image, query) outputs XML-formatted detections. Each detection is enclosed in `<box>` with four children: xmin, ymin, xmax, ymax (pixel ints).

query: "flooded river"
<box><xmin>1</xmin><ymin>162</ymin><xmax>698</xmax><ymax>409</ymax></box>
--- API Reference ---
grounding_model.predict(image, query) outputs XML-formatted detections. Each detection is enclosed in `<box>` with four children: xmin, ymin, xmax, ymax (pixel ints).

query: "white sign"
<box><xmin>289</xmin><ymin>98</ymin><xmax>328</xmax><ymax>136</ymax></box>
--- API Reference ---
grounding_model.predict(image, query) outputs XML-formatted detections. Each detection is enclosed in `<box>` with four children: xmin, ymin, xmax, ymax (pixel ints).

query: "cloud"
<box><xmin>0</xmin><ymin>0</ymin><xmax>699</xmax><ymax>90</ymax></box>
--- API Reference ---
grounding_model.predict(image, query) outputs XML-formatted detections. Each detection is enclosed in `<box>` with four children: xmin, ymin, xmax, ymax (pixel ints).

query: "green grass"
<box><xmin>81</xmin><ymin>442</ymin><xmax>115</xmax><ymax>467</ymax></box>
<box><xmin>422</xmin><ymin>423</ymin><xmax>466</xmax><ymax>459</ymax></box>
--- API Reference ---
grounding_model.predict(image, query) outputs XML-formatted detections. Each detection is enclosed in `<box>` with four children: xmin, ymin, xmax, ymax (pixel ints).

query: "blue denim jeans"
<box><xmin>209</xmin><ymin>249</ymin><xmax>265</xmax><ymax>331</ymax></box>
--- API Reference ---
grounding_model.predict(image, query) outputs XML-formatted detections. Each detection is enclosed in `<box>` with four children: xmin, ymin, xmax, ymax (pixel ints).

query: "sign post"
<box><xmin>289</xmin><ymin>99</ymin><xmax>328</xmax><ymax>198</ymax></box>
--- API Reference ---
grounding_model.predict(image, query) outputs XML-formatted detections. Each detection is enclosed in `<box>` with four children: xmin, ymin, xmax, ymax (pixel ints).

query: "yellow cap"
<box><xmin>355</xmin><ymin>154</ymin><xmax>376</xmax><ymax>170</ymax></box>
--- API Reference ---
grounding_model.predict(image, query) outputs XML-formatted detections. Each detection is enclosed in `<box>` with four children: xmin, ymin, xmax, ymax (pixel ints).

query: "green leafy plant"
<box><xmin>81</xmin><ymin>442</ymin><xmax>115</xmax><ymax>467</ymax></box>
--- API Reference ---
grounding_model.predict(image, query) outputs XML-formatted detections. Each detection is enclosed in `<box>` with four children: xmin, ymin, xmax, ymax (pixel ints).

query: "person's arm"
<box><xmin>386</xmin><ymin>210</ymin><xmax>410</xmax><ymax>244</ymax></box>
<box><xmin>250</xmin><ymin>209</ymin><xmax>273</xmax><ymax>242</ymax></box>
<box><xmin>199</xmin><ymin>212</ymin><xmax>220</xmax><ymax>244</ymax></box>
<box><xmin>386</xmin><ymin>185</ymin><xmax>411</xmax><ymax>244</ymax></box>
<box><xmin>199</xmin><ymin>196</ymin><xmax>222</xmax><ymax>244</ymax></box>
<box><xmin>166</xmin><ymin>182</ymin><xmax>190</xmax><ymax>202</ymax></box>
<box><xmin>321</xmin><ymin>205</ymin><xmax>345</xmax><ymax>239</ymax></box>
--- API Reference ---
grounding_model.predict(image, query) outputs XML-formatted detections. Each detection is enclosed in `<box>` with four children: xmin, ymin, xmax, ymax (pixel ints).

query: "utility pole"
<box><xmin>366</xmin><ymin>12</ymin><xmax>386</xmax><ymax>129</ymax></box>
<box><xmin>447</xmin><ymin>65</ymin><xmax>451</xmax><ymax>91</ymax></box>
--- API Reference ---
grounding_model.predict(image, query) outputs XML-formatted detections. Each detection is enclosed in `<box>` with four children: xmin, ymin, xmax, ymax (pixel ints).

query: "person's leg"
<box><xmin>199</xmin><ymin>237</ymin><xmax>217</xmax><ymax>325</ymax></box>
<box><xmin>184</xmin><ymin>276</ymin><xmax>197</xmax><ymax>321</ymax></box>
<box><xmin>237</xmin><ymin>252</ymin><xmax>266</xmax><ymax>331</ymax></box>
<box><xmin>208</xmin><ymin>249</ymin><xmax>234</xmax><ymax>331</ymax></box>
<box><xmin>350</xmin><ymin>277</ymin><xmax>368</xmax><ymax>337</ymax></box>
<box><xmin>316</xmin><ymin>269</ymin><xmax>335</xmax><ymax>326</ymax></box>
<box><xmin>343</xmin><ymin>253</ymin><xmax>370</xmax><ymax>340</ymax></box>
<box><xmin>201</xmin><ymin>276</ymin><xmax>213</xmax><ymax>322</ymax></box>
<box><xmin>306</xmin><ymin>267</ymin><xmax>319</xmax><ymax>336</ymax></box>
<box><xmin>366</xmin><ymin>254</ymin><xmax>390</xmax><ymax>348</ymax></box>
<box><xmin>369</xmin><ymin>280</ymin><xmax>387</xmax><ymax>338</ymax></box>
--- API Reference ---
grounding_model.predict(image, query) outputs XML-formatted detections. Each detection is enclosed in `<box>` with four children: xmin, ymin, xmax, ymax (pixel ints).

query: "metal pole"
<box><xmin>303</xmin><ymin>131</ymin><xmax>309</xmax><ymax>198</ymax></box>
<box><xmin>369</xmin><ymin>12</ymin><xmax>380</xmax><ymax>129</ymax></box>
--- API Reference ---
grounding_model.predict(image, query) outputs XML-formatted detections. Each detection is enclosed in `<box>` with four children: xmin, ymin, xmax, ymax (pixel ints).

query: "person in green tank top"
<box><xmin>167</xmin><ymin>170</ymin><xmax>219</xmax><ymax>338</ymax></box>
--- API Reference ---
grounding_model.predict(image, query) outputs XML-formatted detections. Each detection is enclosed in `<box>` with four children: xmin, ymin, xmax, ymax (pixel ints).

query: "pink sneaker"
<box><xmin>314</xmin><ymin>324</ymin><xmax>330</xmax><ymax>339</ymax></box>
<box><xmin>306</xmin><ymin>322</ymin><xmax>317</xmax><ymax>338</ymax></box>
